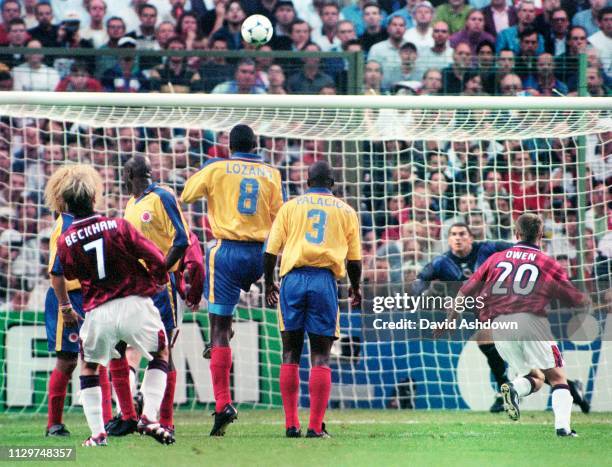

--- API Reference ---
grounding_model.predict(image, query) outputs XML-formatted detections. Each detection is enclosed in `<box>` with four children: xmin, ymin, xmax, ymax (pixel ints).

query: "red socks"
<box><xmin>159</xmin><ymin>370</ymin><xmax>176</xmax><ymax>427</ymax></box>
<box><xmin>109</xmin><ymin>357</ymin><xmax>137</xmax><ymax>420</ymax></box>
<box><xmin>47</xmin><ymin>368</ymin><xmax>70</xmax><ymax>428</ymax></box>
<box><xmin>98</xmin><ymin>365</ymin><xmax>112</xmax><ymax>424</ymax></box>
<box><xmin>280</xmin><ymin>363</ymin><xmax>300</xmax><ymax>429</ymax></box>
<box><xmin>210</xmin><ymin>347</ymin><xmax>232</xmax><ymax>412</ymax></box>
<box><xmin>308</xmin><ymin>366</ymin><xmax>331</xmax><ymax>432</ymax></box>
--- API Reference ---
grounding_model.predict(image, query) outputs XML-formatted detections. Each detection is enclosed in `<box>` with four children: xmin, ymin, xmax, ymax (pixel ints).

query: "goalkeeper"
<box><xmin>412</xmin><ymin>223</ymin><xmax>589</xmax><ymax>413</ymax></box>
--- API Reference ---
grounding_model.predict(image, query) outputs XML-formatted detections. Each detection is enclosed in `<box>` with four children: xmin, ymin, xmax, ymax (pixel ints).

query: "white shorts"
<box><xmin>492</xmin><ymin>313</ymin><xmax>564</xmax><ymax>376</ymax></box>
<box><xmin>80</xmin><ymin>295</ymin><xmax>167</xmax><ymax>366</ymax></box>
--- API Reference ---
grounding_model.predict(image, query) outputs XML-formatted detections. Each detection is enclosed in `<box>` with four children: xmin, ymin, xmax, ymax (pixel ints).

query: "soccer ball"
<box><xmin>241</xmin><ymin>14</ymin><xmax>273</xmax><ymax>47</ymax></box>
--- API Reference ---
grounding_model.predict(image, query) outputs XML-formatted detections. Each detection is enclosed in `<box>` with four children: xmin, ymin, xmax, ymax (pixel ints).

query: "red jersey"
<box><xmin>175</xmin><ymin>231</ymin><xmax>205</xmax><ymax>305</ymax></box>
<box><xmin>460</xmin><ymin>242</ymin><xmax>586</xmax><ymax>321</ymax></box>
<box><xmin>55</xmin><ymin>214</ymin><xmax>168</xmax><ymax>311</ymax></box>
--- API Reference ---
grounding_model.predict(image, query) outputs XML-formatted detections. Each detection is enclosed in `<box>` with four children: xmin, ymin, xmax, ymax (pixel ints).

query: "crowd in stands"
<box><xmin>0</xmin><ymin>0</ymin><xmax>610</xmax><ymax>312</ymax></box>
<box><xmin>0</xmin><ymin>0</ymin><xmax>608</xmax><ymax>95</ymax></box>
<box><xmin>0</xmin><ymin>118</ymin><xmax>610</xmax><ymax>311</ymax></box>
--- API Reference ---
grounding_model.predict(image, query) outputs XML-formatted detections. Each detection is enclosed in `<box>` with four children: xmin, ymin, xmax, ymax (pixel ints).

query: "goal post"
<box><xmin>0</xmin><ymin>92</ymin><xmax>610</xmax><ymax>413</ymax></box>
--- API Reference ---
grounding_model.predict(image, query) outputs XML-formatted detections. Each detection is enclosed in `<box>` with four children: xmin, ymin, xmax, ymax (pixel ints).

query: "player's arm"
<box><xmin>121</xmin><ymin>220</ymin><xmax>168</xmax><ymax>286</ymax></box>
<box><xmin>550</xmin><ymin>262</ymin><xmax>591</xmax><ymax>309</ymax></box>
<box><xmin>493</xmin><ymin>241</ymin><xmax>514</xmax><ymax>252</ymax></box>
<box><xmin>50</xmin><ymin>245</ymin><xmax>80</xmax><ymax>327</ymax></box>
<box><xmin>263</xmin><ymin>252</ymin><xmax>279</xmax><ymax>307</ymax></box>
<box><xmin>158</xmin><ymin>191</ymin><xmax>190</xmax><ymax>270</ymax></box>
<box><xmin>180</xmin><ymin>165</ymin><xmax>211</xmax><ymax>204</ymax></box>
<box><xmin>410</xmin><ymin>261</ymin><xmax>437</xmax><ymax>296</ymax></box>
<box><xmin>346</xmin><ymin>210</ymin><xmax>363</xmax><ymax>307</ymax></box>
<box><xmin>263</xmin><ymin>205</ymin><xmax>289</xmax><ymax>307</ymax></box>
<box><xmin>182</xmin><ymin>231</ymin><xmax>205</xmax><ymax>309</ymax></box>
<box><xmin>434</xmin><ymin>259</ymin><xmax>488</xmax><ymax>338</ymax></box>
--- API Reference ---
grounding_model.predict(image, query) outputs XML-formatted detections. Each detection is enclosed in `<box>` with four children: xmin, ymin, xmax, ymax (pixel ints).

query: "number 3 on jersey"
<box><xmin>237</xmin><ymin>178</ymin><xmax>260</xmax><ymax>215</ymax></box>
<box><xmin>306</xmin><ymin>209</ymin><xmax>327</xmax><ymax>244</ymax></box>
<box><xmin>84</xmin><ymin>238</ymin><xmax>106</xmax><ymax>280</ymax></box>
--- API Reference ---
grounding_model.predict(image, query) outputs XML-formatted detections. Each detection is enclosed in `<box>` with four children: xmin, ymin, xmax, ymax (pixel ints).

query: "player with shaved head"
<box><xmin>181</xmin><ymin>124</ymin><xmax>285</xmax><ymax>436</ymax></box>
<box><xmin>105</xmin><ymin>154</ymin><xmax>191</xmax><ymax>438</ymax></box>
<box><xmin>264</xmin><ymin>160</ymin><xmax>362</xmax><ymax>438</ymax></box>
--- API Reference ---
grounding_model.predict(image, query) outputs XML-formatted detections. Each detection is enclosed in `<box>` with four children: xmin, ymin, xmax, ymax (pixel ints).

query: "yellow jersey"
<box><xmin>181</xmin><ymin>153</ymin><xmax>284</xmax><ymax>242</ymax></box>
<box><xmin>49</xmin><ymin>213</ymin><xmax>80</xmax><ymax>291</ymax></box>
<box><xmin>124</xmin><ymin>182</ymin><xmax>190</xmax><ymax>272</ymax></box>
<box><xmin>266</xmin><ymin>187</ymin><xmax>362</xmax><ymax>278</ymax></box>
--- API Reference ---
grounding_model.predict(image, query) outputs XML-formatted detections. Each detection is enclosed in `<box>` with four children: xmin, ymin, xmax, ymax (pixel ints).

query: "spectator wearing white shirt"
<box><xmin>12</xmin><ymin>39</ymin><xmax>61</xmax><ymax>91</ymax></box>
<box><xmin>80</xmin><ymin>0</ymin><xmax>109</xmax><ymax>48</ymax></box>
<box><xmin>588</xmin><ymin>7</ymin><xmax>612</xmax><ymax>74</ymax></box>
<box><xmin>586</xmin><ymin>128</ymin><xmax>612</xmax><ymax>182</ymax></box>
<box><xmin>312</xmin><ymin>1</ymin><xmax>341</xmax><ymax>52</ymax></box>
<box><xmin>418</xmin><ymin>21</ymin><xmax>453</xmax><ymax>73</ymax></box>
<box><xmin>112</xmin><ymin>0</ymin><xmax>149</xmax><ymax>34</ymax></box>
<box><xmin>403</xmin><ymin>1</ymin><xmax>434</xmax><ymax>52</ymax></box>
<box><xmin>293</xmin><ymin>0</ymin><xmax>324</xmax><ymax>34</ymax></box>
<box><xmin>369</xmin><ymin>15</ymin><xmax>407</xmax><ymax>90</ymax></box>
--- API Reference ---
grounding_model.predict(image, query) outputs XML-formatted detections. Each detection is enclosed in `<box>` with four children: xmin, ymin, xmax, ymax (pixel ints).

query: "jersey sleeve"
<box><xmin>346</xmin><ymin>210</ymin><xmax>362</xmax><ymax>261</ymax></box>
<box><xmin>494</xmin><ymin>241</ymin><xmax>514</xmax><ymax>252</ymax></box>
<box><xmin>459</xmin><ymin>255</ymin><xmax>492</xmax><ymax>297</ymax></box>
<box><xmin>265</xmin><ymin>204</ymin><xmax>289</xmax><ymax>255</ymax></box>
<box><xmin>181</xmin><ymin>164</ymin><xmax>213</xmax><ymax>204</ymax></box>
<box><xmin>55</xmin><ymin>238</ymin><xmax>76</xmax><ymax>280</ymax></box>
<box><xmin>548</xmin><ymin>260</ymin><xmax>587</xmax><ymax>307</ymax></box>
<box><xmin>47</xmin><ymin>218</ymin><xmax>62</xmax><ymax>274</ymax></box>
<box><xmin>120</xmin><ymin>219</ymin><xmax>168</xmax><ymax>284</ymax></box>
<box><xmin>412</xmin><ymin>260</ymin><xmax>438</xmax><ymax>295</ymax></box>
<box><xmin>269</xmin><ymin>170</ymin><xmax>285</xmax><ymax>221</ymax></box>
<box><xmin>157</xmin><ymin>189</ymin><xmax>190</xmax><ymax>249</ymax></box>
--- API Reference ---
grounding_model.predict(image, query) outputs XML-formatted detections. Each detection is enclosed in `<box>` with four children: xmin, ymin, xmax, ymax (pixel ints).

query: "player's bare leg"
<box><xmin>46</xmin><ymin>352</ymin><xmax>77</xmax><ymax>436</ymax></box>
<box><xmin>501</xmin><ymin>369</ymin><xmax>543</xmax><ymax>421</ymax></box>
<box><xmin>280</xmin><ymin>330</ymin><xmax>305</xmax><ymax>437</ymax></box>
<box><xmin>126</xmin><ymin>347</ymin><xmax>141</xmax><ymax>398</ymax></box>
<box><xmin>80</xmin><ymin>361</ymin><xmax>108</xmax><ymax>447</ymax></box>
<box><xmin>137</xmin><ymin>345</ymin><xmax>175</xmax><ymax>444</ymax></box>
<box><xmin>543</xmin><ymin>367</ymin><xmax>577</xmax><ymax>437</ymax></box>
<box><xmin>474</xmin><ymin>329</ymin><xmax>508</xmax><ymax>413</ymax></box>
<box><xmin>306</xmin><ymin>334</ymin><xmax>334</xmax><ymax>438</ymax></box>
<box><xmin>209</xmin><ymin>314</ymin><xmax>238</xmax><ymax>436</ymax></box>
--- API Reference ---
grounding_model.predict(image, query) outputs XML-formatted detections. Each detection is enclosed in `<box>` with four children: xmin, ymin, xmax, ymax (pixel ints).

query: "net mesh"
<box><xmin>0</xmin><ymin>99</ymin><xmax>611</xmax><ymax>412</ymax></box>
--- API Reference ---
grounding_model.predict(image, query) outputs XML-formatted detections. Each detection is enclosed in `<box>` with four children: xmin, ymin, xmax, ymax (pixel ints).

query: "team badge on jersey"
<box><xmin>141</xmin><ymin>211</ymin><xmax>153</xmax><ymax>223</ymax></box>
<box><xmin>68</xmin><ymin>332</ymin><xmax>79</xmax><ymax>343</ymax></box>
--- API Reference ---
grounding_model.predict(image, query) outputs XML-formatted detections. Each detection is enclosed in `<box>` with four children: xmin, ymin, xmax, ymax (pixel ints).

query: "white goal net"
<box><xmin>1</xmin><ymin>93</ymin><xmax>610</xmax><ymax>413</ymax></box>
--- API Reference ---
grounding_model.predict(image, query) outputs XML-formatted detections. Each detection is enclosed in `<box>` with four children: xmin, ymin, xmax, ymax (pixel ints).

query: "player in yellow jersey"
<box><xmin>264</xmin><ymin>161</ymin><xmax>362</xmax><ymax>438</ymax></box>
<box><xmin>181</xmin><ymin>124</ymin><xmax>284</xmax><ymax>436</ymax></box>
<box><xmin>105</xmin><ymin>154</ymin><xmax>191</xmax><ymax>437</ymax></box>
<box><xmin>44</xmin><ymin>167</ymin><xmax>85</xmax><ymax>437</ymax></box>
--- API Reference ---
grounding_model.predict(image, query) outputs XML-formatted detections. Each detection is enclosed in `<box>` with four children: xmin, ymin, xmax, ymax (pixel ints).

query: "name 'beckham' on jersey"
<box><xmin>55</xmin><ymin>214</ymin><xmax>168</xmax><ymax>312</ymax></box>
<box><xmin>180</xmin><ymin>152</ymin><xmax>285</xmax><ymax>242</ymax></box>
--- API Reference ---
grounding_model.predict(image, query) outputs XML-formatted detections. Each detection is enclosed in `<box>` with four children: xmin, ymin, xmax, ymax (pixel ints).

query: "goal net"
<box><xmin>1</xmin><ymin>93</ymin><xmax>610</xmax><ymax>413</ymax></box>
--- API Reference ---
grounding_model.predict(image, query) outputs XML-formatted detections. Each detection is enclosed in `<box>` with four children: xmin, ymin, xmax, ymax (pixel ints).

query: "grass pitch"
<box><xmin>1</xmin><ymin>410</ymin><xmax>610</xmax><ymax>467</ymax></box>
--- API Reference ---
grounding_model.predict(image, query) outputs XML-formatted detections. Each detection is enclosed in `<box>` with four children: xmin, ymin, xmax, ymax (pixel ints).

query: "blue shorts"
<box><xmin>205</xmin><ymin>239</ymin><xmax>264</xmax><ymax>316</ymax></box>
<box><xmin>279</xmin><ymin>267</ymin><xmax>339</xmax><ymax>338</ymax></box>
<box><xmin>44</xmin><ymin>287</ymin><xmax>85</xmax><ymax>353</ymax></box>
<box><xmin>152</xmin><ymin>272</ymin><xmax>178</xmax><ymax>334</ymax></box>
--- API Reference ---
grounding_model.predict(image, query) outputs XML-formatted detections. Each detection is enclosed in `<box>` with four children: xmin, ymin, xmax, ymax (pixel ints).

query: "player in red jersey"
<box><xmin>445</xmin><ymin>213</ymin><xmax>590</xmax><ymax>437</ymax></box>
<box><xmin>50</xmin><ymin>165</ymin><xmax>175</xmax><ymax>446</ymax></box>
